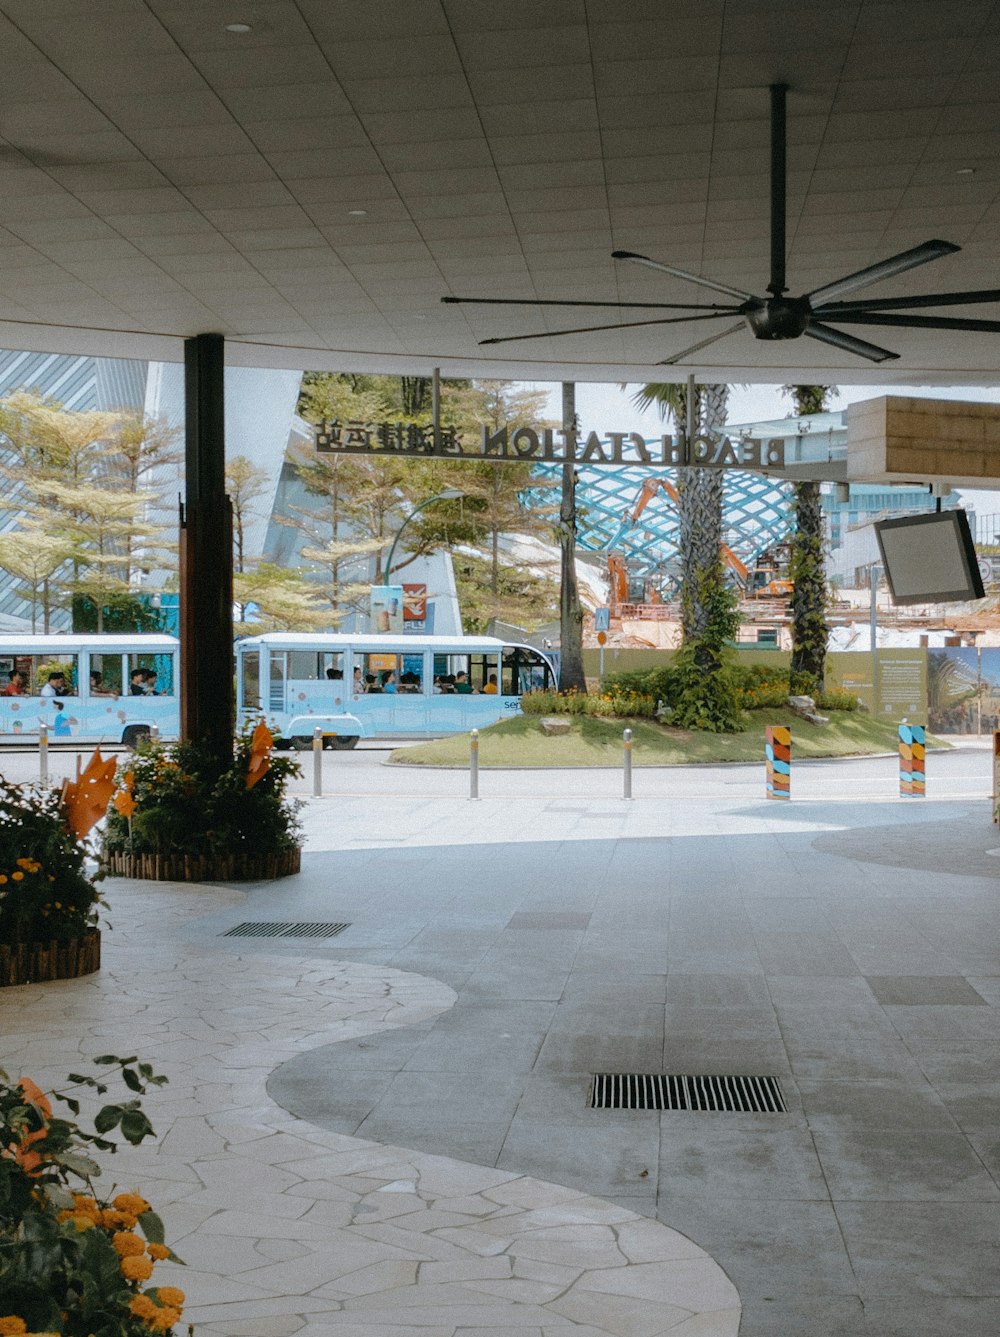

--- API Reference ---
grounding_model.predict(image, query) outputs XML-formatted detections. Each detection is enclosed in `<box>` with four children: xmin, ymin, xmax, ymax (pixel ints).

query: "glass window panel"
<box><xmin>88</xmin><ymin>653</ymin><xmax>122</xmax><ymax>696</ymax></box>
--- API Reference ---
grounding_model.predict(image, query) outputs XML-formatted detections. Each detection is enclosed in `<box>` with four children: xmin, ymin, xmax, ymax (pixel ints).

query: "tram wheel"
<box><xmin>328</xmin><ymin>735</ymin><xmax>359</xmax><ymax>750</ymax></box>
<box><xmin>289</xmin><ymin>735</ymin><xmax>313</xmax><ymax>751</ymax></box>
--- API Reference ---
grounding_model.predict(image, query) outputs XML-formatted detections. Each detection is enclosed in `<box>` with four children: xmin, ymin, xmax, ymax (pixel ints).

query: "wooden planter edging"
<box><xmin>103</xmin><ymin>847</ymin><xmax>302</xmax><ymax>882</ymax></box>
<box><xmin>1</xmin><ymin>930</ymin><xmax>101</xmax><ymax>988</ymax></box>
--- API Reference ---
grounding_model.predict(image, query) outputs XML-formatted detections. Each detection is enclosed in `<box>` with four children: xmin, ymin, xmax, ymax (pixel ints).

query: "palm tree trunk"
<box><xmin>558</xmin><ymin>382</ymin><xmax>586</xmax><ymax>692</ymax></box>
<box><xmin>787</xmin><ymin>385</ymin><xmax>831</xmax><ymax>689</ymax></box>
<box><xmin>678</xmin><ymin>383</ymin><xmax>728</xmax><ymax>646</ymax></box>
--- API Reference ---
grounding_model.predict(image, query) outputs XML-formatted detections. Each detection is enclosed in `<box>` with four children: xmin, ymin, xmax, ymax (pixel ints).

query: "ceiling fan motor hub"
<box><xmin>743</xmin><ymin>295</ymin><xmax>811</xmax><ymax>340</ymax></box>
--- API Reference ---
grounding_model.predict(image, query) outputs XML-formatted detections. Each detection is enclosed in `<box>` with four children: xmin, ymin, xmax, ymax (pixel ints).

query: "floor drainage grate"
<box><xmin>590</xmin><ymin>1072</ymin><xmax>787</xmax><ymax>1113</ymax></box>
<box><xmin>222</xmin><ymin>921</ymin><xmax>350</xmax><ymax>940</ymax></box>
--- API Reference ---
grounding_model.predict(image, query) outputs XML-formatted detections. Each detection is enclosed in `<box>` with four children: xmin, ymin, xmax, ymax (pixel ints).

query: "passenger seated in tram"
<box><xmin>482</xmin><ymin>673</ymin><xmax>499</xmax><ymax>694</ymax></box>
<box><xmin>381</xmin><ymin>670</ymin><xmax>398</xmax><ymax>694</ymax></box>
<box><xmin>453</xmin><ymin>671</ymin><xmax>473</xmax><ymax>694</ymax></box>
<box><xmin>365</xmin><ymin>673</ymin><xmax>382</xmax><ymax>694</ymax></box>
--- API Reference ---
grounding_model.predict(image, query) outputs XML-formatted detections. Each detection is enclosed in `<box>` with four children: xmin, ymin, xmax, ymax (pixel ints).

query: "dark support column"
<box><xmin>180</xmin><ymin>333</ymin><xmax>234</xmax><ymax>762</ymax></box>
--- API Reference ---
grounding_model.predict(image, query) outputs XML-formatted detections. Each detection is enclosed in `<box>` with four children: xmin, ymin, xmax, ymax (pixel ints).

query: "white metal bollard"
<box><xmin>622</xmin><ymin>727</ymin><xmax>633</xmax><ymax>800</ymax></box>
<box><xmin>469</xmin><ymin>728</ymin><xmax>480</xmax><ymax>800</ymax></box>
<box><xmin>313</xmin><ymin>725</ymin><xmax>323</xmax><ymax>797</ymax></box>
<box><xmin>149</xmin><ymin>723</ymin><xmax>160</xmax><ymax>743</ymax></box>
<box><xmin>38</xmin><ymin>721</ymin><xmax>49</xmax><ymax>785</ymax></box>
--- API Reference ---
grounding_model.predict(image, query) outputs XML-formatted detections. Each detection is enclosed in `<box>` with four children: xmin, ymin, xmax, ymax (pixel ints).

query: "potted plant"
<box><xmin>0</xmin><ymin>777</ymin><xmax>104</xmax><ymax>987</ymax></box>
<box><xmin>101</xmin><ymin>728</ymin><xmax>302</xmax><ymax>882</ymax></box>
<box><xmin>0</xmin><ymin>1054</ymin><xmax>186</xmax><ymax>1336</ymax></box>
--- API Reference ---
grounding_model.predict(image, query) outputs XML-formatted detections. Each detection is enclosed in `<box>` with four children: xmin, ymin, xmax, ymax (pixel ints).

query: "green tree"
<box><xmin>234</xmin><ymin>562</ymin><xmax>330</xmax><ymax>634</ymax></box>
<box><xmin>784</xmin><ymin>384</ymin><xmax>834</xmax><ymax>690</ymax></box>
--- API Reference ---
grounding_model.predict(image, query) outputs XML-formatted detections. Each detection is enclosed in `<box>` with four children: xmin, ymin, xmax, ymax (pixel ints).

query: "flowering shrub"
<box><xmin>0</xmin><ymin>778</ymin><xmax>103</xmax><ymax>945</ymax></box>
<box><xmin>102</xmin><ymin>733</ymin><xmax>301</xmax><ymax>862</ymax></box>
<box><xmin>521</xmin><ymin>688</ymin><xmax>657</xmax><ymax>719</ymax></box>
<box><xmin>0</xmin><ymin>1055</ymin><xmax>184</xmax><ymax>1336</ymax></box>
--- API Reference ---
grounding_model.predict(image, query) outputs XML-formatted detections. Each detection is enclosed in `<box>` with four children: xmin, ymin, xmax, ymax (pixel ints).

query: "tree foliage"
<box><xmin>784</xmin><ymin>384</ymin><xmax>835</xmax><ymax>690</ymax></box>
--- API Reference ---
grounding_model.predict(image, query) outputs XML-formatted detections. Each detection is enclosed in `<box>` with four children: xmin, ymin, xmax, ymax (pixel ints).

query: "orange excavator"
<box><xmin>606</xmin><ymin>477</ymin><xmax>793</xmax><ymax>610</ymax></box>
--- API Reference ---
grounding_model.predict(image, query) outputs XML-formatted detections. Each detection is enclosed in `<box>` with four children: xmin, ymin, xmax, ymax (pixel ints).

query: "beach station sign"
<box><xmin>315</xmin><ymin>419</ymin><xmax>785</xmax><ymax>471</ymax></box>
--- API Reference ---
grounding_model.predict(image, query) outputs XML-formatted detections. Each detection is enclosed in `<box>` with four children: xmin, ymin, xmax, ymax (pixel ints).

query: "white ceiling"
<box><xmin>0</xmin><ymin>0</ymin><xmax>999</xmax><ymax>383</ymax></box>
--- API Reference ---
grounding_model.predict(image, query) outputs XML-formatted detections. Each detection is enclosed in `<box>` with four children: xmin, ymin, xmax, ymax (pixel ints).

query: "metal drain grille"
<box><xmin>222</xmin><ymin>921</ymin><xmax>350</xmax><ymax>940</ymax></box>
<box><xmin>590</xmin><ymin>1072</ymin><xmax>786</xmax><ymax>1113</ymax></box>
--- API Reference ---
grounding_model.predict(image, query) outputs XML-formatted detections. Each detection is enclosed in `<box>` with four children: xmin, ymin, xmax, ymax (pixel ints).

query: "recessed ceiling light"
<box><xmin>348</xmin><ymin>208</ymin><xmax>368</xmax><ymax>216</ymax></box>
<box><xmin>225</xmin><ymin>22</ymin><xmax>252</xmax><ymax>33</ymax></box>
<box><xmin>956</xmin><ymin>167</ymin><xmax>976</xmax><ymax>175</ymax></box>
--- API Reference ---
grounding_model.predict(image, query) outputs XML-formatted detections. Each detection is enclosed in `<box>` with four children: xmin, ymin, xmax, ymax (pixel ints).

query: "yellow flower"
<box><xmin>0</xmin><ymin>876</ymin><xmax>6</xmax><ymax>885</ymax></box>
<box><xmin>112</xmin><ymin>1231</ymin><xmax>146</xmax><ymax>1257</ymax></box>
<box><xmin>113</xmin><ymin>1192</ymin><xmax>151</xmax><ymax>1215</ymax></box>
<box><xmin>120</xmin><ymin>1254</ymin><xmax>153</xmax><ymax>1282</ymax></box>
<box><xmin>128</xmin><ymin>1297</ymin><xmax>158</xmax><ymax>1322</ymax></box>
<box><xmin>0</xmin><ymin>1319</ymin><xmax>27</xmax><ymax>1336</ymax></box>
<box><xmin>147</xmin><ymin>1242</ymin><xmax>170</xmax><ymax>1260</ymax></box>
<box><xmin>11</xmin><ymin>872</ymin><xmax>23</xmax><ymax>881</ymax></box>
<box><xmin>71</xmin><ymin>1195</ymin><xmax>99</xmax><ymax>1218</ymax></box>
<box><xmin>154</xmin><ymin>1288</ymin><xmax>184</xmax><ymax>1308</ymax></box>
<box><xmin>100</xmin><ymin>1208</ymin><xmax>138</xmax><ymax>1229</ymax></box>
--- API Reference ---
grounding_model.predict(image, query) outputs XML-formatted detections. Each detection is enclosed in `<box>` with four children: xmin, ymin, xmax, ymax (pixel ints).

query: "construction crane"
<box><xmin>606</xmin><ymin>476</ymin><xmax>793</xmax><ymax>610</ymax></box>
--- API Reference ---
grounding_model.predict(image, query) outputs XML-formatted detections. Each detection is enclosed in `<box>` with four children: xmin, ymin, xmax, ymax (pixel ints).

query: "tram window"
<box><xmin>321</xmin><ymin>651</ymin><xmax>344</xmax><ymax>681</ymax></box>
<box><xmin>289</xmin><ymin>651</ymin><xmax>321</xmax><ymax>680</ymax></box>
<box><xmin>242</xmin><ymin>650</ymin><xmax>261</xmax><ymax>708</ymax></box>
<box><xmin>468</xmin><ymin>654</ymin><xmax>499</xmax><ymax>693</ymax></box>
<box><xmin>127</xmin><ymin>653</ymin><xmax>174</xmax><ymax>697</ymax></box>
<box><xmin>360</xmin><ymin>652</ymin><xmax>399</xmax><ymax>693</ymax></box>
<box><xmin>28</xmin><ymin>655</ymin><xmax>78</xmax><ymax>696</ymax></box>
<box><xmin>399</xmin><ymin>653</ymin><xmax>424</xmax><ymax>693</ymax></box>
<box><xmin>501</xmin><ymin>647</ymin><xmax>552</xmax><ymax>696</ymax></box>
<box><xmin>89</xmin><ymin>653</ymin><xmax>123</xmax><ymax>696</ymax></box>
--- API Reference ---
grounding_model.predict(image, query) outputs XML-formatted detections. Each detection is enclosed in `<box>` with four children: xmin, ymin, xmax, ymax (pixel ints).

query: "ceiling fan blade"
<box><xmin>805</xmin><ymin>320</ymin><xmax>899</xmax><ymax>363</ymax></box>
<box><xmin>768</xmin><ymin>82</ymin><xmax>788</xmax><ymax>297</ymax></box>
<box><xmin>657</xmin><ymin>320</ymin><xmax>747</xmax><ymax>366</ymax></box>
<box><xmin>442</xmin><ymin>295</ymin><xmax>735</xmax><ymax>311</ymax></box>
<box><xmin>479</xmin><ymin>311</ymin><xmax>742</xmax><ymax>347</ymax></box>
<box><xmin>816</xmin><ymin>288</ymin><xmax>1000</xmax><ymax>315</ymax></box>
<box><xmin>805</xmin><ymin>240</ymin><xmax>961</xmax><ymax>308</ymax></box>
<box><xmin>612</xmin><ymin>250</ymin><xmax>755</xmax><ymax>301</ymax></box>
<box><xmin>825</xmin><ymin>311</ymin><xmax>1000</xmax><ymax>333</ymax></box>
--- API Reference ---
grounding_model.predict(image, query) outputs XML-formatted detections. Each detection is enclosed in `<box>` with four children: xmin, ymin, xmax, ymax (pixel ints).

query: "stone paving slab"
<box><xmin>0</xmin><ymin>881</ymin><xmax>739</xmax><ymax>1337</ymax></box>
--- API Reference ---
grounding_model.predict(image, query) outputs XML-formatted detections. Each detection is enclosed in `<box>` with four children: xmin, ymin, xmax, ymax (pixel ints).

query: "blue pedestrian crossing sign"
<box><xmin>594</xmin><ymin>607</ymin><xmax>610</xmax><ymax>632</ymax></box>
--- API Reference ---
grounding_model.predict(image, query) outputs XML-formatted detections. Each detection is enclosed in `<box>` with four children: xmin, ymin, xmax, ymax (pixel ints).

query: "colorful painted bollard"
<box><xmin>765</xmin><ymin>725</ymin><xmax>791</xmax><ymax>800</ymax></box>
<box><xmin>899</xmin><ymin>724</ymin><xmax>926</xmax><ymax>797</ymax></box>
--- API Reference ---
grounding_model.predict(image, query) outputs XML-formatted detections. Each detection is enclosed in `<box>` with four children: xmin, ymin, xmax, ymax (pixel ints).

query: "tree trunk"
<box><xmin>678</xmin><ymin>383</ymin><xmax>728</xmax><ymax>647</ymax></box>
<box><xmin>558</xmin><ymin>382</ymin><xmax>586</xmax><ymax>692</ymax></box>
<box><xmin>790</xmin><ymin>479</ymin><xmax>828</xmax><ymax>687</ymax></box>
<box><xmin>787</xmin><ymin>385</ymin><xmax>831</xmax><ymax>690</ymax></box>
<box><xmin>400</xmin><ymin>377</ymin><xmax>430</xmax><ymax>417</ymax></box>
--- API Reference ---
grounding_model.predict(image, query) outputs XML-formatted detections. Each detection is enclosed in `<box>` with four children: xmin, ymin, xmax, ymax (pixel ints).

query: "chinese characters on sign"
<box><xmin>315</xmin><ymin>420</ymin><xmax>786</xmax><ymax>470</ymax></box>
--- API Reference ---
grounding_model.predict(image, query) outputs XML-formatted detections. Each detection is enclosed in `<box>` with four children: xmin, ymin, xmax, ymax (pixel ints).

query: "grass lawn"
<box><xmin>390</xmin><ymin>710</ymin><xmax>945</xmax><ymax>768</ymax></box>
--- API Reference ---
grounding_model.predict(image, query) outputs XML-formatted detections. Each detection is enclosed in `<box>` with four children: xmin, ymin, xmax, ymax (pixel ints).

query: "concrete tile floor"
<box><xmin>254</xmin><ymin>748</ymin><xmax>1000</xmax><ymax>1336</ymax></box>
<box><xmin>3</xmin><ymin>743</ymin><xmax>998</xmax><ymax>1334</ymax></box>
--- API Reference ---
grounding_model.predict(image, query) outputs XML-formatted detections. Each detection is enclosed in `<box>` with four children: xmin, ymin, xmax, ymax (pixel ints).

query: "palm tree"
<box><xmin>784</xmin><ymin>385</ymin><xmax>833</xmax><ymax>690</ymax></box>
<box><xmin>632</xmin><ymin>381</ymin><xmax>730</xmax><ymax>648</ymax></box>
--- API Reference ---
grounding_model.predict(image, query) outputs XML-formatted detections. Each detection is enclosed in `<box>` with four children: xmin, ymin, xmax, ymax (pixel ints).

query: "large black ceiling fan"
<box><xmin>442</xmin><ymin>84</ymin><xmax>1000</xmax><ymax>365</ymax></box>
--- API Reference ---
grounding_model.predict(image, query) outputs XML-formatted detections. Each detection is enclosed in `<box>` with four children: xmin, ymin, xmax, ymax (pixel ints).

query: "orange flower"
<box><xmin>100</xmin><ymin>1208</ymin><xmax>136</xmax><ymax>1229</ymax></box>
<box><xmin>71</xmin><ymin>1195</ymin><xmax>99</xmax><ymax>1217</ymax></box>
<box><xmin>120</xmin><ymin>1254</ymin><xmax>153</xmax><ymax>1282</ymax></box>
<box><xmin>147</xmin><ymin>1243</ymin><xmax>170</xmax><ymax>1260</ymax></box>
<box><xmin>113</xmin><ymin>1192</ymin><xmax>151</xmax><ymax>1215</ymax></box>
<box><xmin>112</xmin><ymin>1231</ymin><xmax>145</xmax><ymax>1257</ymax></box>
<box><xmin>154</xmin><ymin>1288</ymin><xmax>184</xmax><ymax>1308</ymax></box>
<box><xmin>0</xmin><ymin>1320</ymin><xmax>27</xmax><ymax>1336</ymax></box>
<box><xmin>148</xmin><ymin>1308</ymin><xmax>181</xmax><ymax>1333</ymax></box>
<box><xmin>128</xmin><ymin>1297</ymin><xmax>158</xmax><ymax>1322</ymax></box>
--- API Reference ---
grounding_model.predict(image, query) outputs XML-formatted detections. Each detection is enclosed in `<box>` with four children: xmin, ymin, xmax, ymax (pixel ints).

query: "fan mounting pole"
<box><xmin>768</xmin><ymin>83</ymin><xmax>788</xmax><ymax>297</ymax></box>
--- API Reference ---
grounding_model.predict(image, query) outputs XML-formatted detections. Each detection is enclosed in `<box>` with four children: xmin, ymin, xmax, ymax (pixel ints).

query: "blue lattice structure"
<box><xmin>532</xmin><ymin>462</ymin><xmax>794</xmax><ymax>589</ymax></box>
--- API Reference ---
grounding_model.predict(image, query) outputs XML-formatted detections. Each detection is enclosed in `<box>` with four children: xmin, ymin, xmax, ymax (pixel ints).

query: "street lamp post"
<box><xmin>382</xmin><ymin>489</ymin><xmax>463</xmax><ymax>586</ymax></box>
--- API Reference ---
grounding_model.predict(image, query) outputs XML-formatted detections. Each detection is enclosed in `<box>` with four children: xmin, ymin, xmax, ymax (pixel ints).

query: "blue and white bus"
<box><xmin>236</xmin><ymin>632</ymin><xmax>557</xmax><ymax>748</ymax></box>
<box><xmin>0</xmin><ymin>634</ymin><xmax>179</xmax><ymax>746</ymax></box>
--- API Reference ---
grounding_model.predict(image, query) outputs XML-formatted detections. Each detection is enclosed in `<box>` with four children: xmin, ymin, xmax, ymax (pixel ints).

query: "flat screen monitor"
<box><xmin>875</xmin><ymin>508</ymin><xmax>985</xmax><ymax>605</ymax></box>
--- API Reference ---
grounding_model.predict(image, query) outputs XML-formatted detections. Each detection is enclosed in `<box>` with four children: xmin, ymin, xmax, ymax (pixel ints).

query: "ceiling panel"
<box><xmin>0</xmin><ymin>1</ymin><xmax>991</xmax><ymax>381</ymax></box>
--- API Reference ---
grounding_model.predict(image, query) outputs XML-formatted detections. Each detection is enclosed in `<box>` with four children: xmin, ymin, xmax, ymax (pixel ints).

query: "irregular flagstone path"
<box><xmin>1</xmin><ymin>881</ymin><xmax>740</xmax><ymax>1337</ymax></box>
